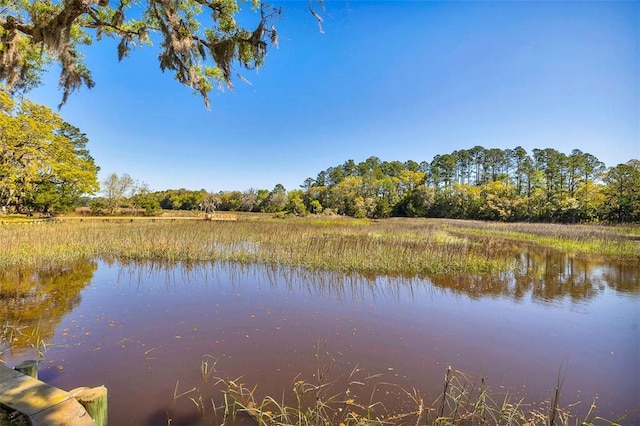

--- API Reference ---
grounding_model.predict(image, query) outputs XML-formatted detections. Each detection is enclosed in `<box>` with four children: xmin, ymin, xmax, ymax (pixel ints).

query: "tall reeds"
<box><xmin>0</xmin><ymin>218</ymin><xmax>511</xmax><ymax>275</ymax></box>
<box><xmin>0</xmin><ymin>217</ymin><xmax>636</xmax><ymax>276</ymax></box>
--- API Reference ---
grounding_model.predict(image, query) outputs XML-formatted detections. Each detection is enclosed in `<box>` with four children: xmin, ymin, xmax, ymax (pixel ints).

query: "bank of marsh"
<box><xmin>1</xmin><ymin>216</ymin><xmax>637</xmax><ymax>276</ymax></box>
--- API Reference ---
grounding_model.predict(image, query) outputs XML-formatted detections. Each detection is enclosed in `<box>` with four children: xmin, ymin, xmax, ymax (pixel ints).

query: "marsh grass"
<box><xmin>0</xmin><ymin>217</ymin><xmax>517</xmax><ymax>276</ymax></box>
<box><xmin>0</xmin><ymin>322</ymin><xmax>52</xmax><ymax>362</ymax></box>
<box><xmin>0</xmin><ymin>214</ymin><xmax>35</xmax><ymax>223</ymax></box>
<box><xmin>0</xmin><ymin>216</ymin><xmax>636</xmax><ymax>282</ymax></box>
<box><xmin>436</xmin><ymin>219</ymin><xmax>639</xmax><ymax>259</ymax></box>
<box><xmin>168</xmin><ymin>355</ymin><xmax>626</xmax><ymax>426</ymax></box>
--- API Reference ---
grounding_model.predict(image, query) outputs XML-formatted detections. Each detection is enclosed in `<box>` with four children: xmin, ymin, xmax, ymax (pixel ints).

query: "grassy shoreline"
<box><xmin>1</xmin><ymin>216</ymin><xmax>637</xmax><ymax>275</ymax></box>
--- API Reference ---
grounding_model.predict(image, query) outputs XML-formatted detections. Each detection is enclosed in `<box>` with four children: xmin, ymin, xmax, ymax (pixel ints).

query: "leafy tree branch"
<box><xmin>0</xmin><ymin>0</ymin><xmax>281</xmax><ymax>107</ymax></box>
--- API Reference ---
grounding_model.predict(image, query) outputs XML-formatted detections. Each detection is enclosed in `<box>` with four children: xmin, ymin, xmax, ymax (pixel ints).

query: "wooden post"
<box><xmin>70</xmin><ymin>386</ymin><xmax>108</xmax><ymax>426</ymax></box>
<box><xmin>14</xmin><ymin>360</ymin><xmax>38</xmax><ymax>379</ymax></box>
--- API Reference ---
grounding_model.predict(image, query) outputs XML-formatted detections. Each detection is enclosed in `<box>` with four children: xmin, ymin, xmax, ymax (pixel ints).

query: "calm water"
<box><xmin>1</xmin><ymin>251</ymin><xmax>639</xmax><ymax>424</ymax></box>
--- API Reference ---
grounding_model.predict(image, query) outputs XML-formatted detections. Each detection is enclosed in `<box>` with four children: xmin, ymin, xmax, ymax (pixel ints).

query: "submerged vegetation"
<box><xmin>0</xmin><ymin>217</ymin><xmax>638</xmax><ymax>276</ymax></box>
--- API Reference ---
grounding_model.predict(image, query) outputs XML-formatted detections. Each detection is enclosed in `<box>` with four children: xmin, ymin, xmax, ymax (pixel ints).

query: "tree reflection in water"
<box><xmin>0</xmin><ymin>249</ymin><xmax>637</xmax><ymax>425</ymax></box>
<box><xmin>429</xmin><ymin>249</ymin><xmax>639</xmax><ymax>302</ymax></box>
<box><xmin>0</xmin><ymin>259</ymin><xmax>97</xmax><ymax>359</ymax></box>
<box><xmin>1</xmin><ymin>251</ymin><xmax>637</xmax><ymax>357</ymax></box>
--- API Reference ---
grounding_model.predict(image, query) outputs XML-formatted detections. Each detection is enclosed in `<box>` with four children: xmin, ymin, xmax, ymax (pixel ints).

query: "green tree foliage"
<box><xmin>286</xmin><ymin>189</ymin><xmax>307</xmax><ymax>216</ymax></box>
<box><xmin>262</xmin><ymin>183</ymin><xmax>287</xmax><ymax>213</ymax></box>
<box><xmin>602</xmin><ymin>160</ymin><xmax>640</xmax><ymax>223</ymax></box>
<box><xmin>129</xmin><ymin>181</ymin><xmax>160</xmax><ymax>214</ymax></box>
<box><xmin>299</xmin><ymin>148</ymin><xmax>638</xmax><ymax>223</ymax></box>
<box><xmin>154</xmin><ymin>188</ymin><xmax>207</xmax><ymax>210</ymax></box>
<box><xmin>82</xmin><ymin>148</ymin><xmax>635</xmax><ymax>224</ymax></box>
<box><xmin>0</xmin><ymin>90</ymin><xmax>99</xmax><ymax>213</ymax></box>
<box><xmin>301</xmin><ymin>157</ymin><xmax>428</xmax><ymax>219</ymax></box>
<box><xmin>217</xmin><ymin>189</ymin><xmax>243</xmax><ymax>211</ymax></box>
<box><xmin>0</xmin><ymin>0</ymin><xmax>282</xmax><ymax>107</ymax></box>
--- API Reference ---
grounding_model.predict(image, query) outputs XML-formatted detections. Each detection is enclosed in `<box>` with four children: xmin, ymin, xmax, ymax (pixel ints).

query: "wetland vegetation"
<box><xmin>1</xmin><ymin>216</ymin><xmax>638</xmax><ymax>274</ymax></box>
<box><xmin>1</xmin><ymin>216</ymin><xmax>638</xmax><ymax>425</ymax></box>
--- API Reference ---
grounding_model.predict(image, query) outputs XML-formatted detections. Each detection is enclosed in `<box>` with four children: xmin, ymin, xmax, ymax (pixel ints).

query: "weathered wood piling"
<box><xmin>14</xmin><ymin>360</ymin><xmax>38</xmax><ymax>379</ymax></box>
<box><xmin>70</xmin><ymin>387</ymin><xmax>108</xmax><ymax>426</ymax></box>
<box><xmin>0</xmin><ymin>362</ymin><xmax>107</xmax><ymax>426</ymax></box>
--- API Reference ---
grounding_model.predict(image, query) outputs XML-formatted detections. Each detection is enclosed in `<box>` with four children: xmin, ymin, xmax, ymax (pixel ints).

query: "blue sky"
<box><xmin>29</xmin><ymin>1</ymin><xmax>639</xmax><ymax>193</ymax></box>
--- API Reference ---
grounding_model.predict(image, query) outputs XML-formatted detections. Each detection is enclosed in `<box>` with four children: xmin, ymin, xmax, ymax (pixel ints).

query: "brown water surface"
<box><xmin>1</xmin><ymin>251</ymin><xmax>638</xmax><ymax>425</ymax></box>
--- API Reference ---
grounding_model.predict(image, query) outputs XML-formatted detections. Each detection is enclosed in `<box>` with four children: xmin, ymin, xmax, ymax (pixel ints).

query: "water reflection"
<box><xmin>112</xmin><ymin>260</ymin><xmax>420</xmax><ymax>304</ymax></box>
<box><xmin>117</xmin><ymin>249</ymin><xmax>639</xmax><ymax>303</ymax></box>
<box><xmin>0</xmin><ymin>260</ymin><xmax>96</xmax><ymax>358</ymax></box>
<box><xmin>0</xmin><ymin>250</ymin><xmax>637</xmax><ymax>425</ymax></box>
<box><xmin>71</xmin><ymin>257</ymin><xmax>640</xmax><ymax>424</ymax></box>
<box><xmin>429</xmin><ymin>250</ymin><xmax>639</xmax><ymax>303</ymax></box>
<box><xmin>603</xmin><ymin>263</ymin><xmax>640</xmax><ymax>293</ymax></box>
<box><xmin>1</xmin><ymin>252</ymin><xmax>636</xmax><ymax>346</ymax></box>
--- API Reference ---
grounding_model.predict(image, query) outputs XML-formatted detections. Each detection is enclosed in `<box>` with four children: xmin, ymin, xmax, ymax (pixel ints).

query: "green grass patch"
<box><xmin>437</xmin><ymin>219</ymin><xmax>639</xmax><ymax>260</ymax></box>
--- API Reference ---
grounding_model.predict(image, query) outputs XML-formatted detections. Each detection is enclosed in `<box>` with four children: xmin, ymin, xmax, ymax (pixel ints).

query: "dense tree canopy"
<box><xmin>88</xmin><ymin>148</ymin><xmax>638</xmax><ymax>223</ymax></box>
<box><xmin>0</xmin><ymin>0</ymin><xmax>281</xmax><ymax>107</ymax></box>
<box><xmin>0</xmin><ymin>89</ymin><xmax>99</xmax><ymax>213</ymax></box>
<box><xmin>296</xmin><ymin>147</ymin><xmax>616</xmax><ymax>222</ymax></box>
<box><xmin>55</xmin><ymin>146</ymin><xmax>639</xmax><ymax>223</ymax></box>
<box><xmin>287</xmin><ymin>148</ymin><xmax>636</xmax><ymax>223</ymax></box>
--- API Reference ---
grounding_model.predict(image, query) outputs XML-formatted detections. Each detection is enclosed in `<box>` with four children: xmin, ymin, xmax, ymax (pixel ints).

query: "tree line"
<box><xmin>300</xmin><ymin>148</ymin><xmax>640</xmax><ymax>223</ymax></box>
<box><xmin>2</xmin><ymin>91</ymin><xmax>638</xmax><ymax>222</ymax></box>
<box><xmin>93</xmin><ymin>148</ymin><xmax>639</xmax><ymax>223</ymax></box>
<box><xmin>87</xmin><ymin>179</ymin><xmax>299</xmax><ymax>217</ymax></box>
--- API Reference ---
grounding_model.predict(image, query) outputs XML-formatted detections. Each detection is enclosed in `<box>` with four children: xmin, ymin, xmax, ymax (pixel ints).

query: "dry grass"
<box><xmin>0</xmin><ymin>217</ymin><xmax>510</xmax><ymax>276</ymax></box>
<box><xmin>0</xmin><ymin>217</ymin><xmax>636</xmax><ymax>277</ymax></box>
<box><xmin>166</xmin><ymin>354</ymin><xmax>629</xmax><ymax>426</ymax></box>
